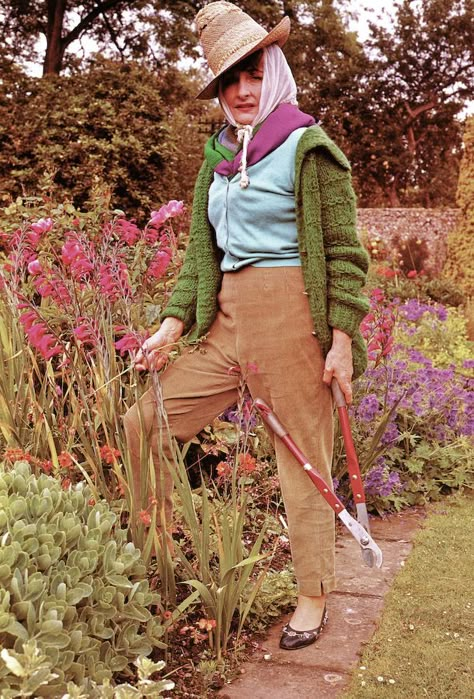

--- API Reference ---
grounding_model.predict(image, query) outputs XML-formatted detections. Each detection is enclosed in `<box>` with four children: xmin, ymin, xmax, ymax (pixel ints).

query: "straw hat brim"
<box><xmin>196</xmin><ymin>15</ymin><xmax>291</xmax><ymax>100</ymax></box>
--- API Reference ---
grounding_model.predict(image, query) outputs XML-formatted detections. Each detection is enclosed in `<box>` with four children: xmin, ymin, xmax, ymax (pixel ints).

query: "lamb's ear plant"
<box><xmin>0</xmin><ymin>460</ymin><xmax>196</xmax><ymax>696</ymax></box>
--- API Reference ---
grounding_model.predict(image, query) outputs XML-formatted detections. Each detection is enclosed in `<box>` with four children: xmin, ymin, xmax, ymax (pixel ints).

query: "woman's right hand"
<box><xmin>133</xmin><ymin>317</ymin><xmax>184</xmax><ymax>372</ymax></box>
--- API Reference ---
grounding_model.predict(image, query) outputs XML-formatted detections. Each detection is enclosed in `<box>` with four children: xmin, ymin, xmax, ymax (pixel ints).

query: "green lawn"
<box><xmin>342</xmin><ymin>494</ymin><xmax>474</xmax><ymax>699</ymax></box>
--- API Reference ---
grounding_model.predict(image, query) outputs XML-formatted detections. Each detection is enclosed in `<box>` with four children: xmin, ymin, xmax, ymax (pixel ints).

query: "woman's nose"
<box><xmin>236</xmin><ymin>75</ymin><xmax>251</xmax><ymax>96</ymax></box>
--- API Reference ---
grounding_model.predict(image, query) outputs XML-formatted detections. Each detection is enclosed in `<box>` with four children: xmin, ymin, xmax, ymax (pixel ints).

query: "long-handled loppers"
<box><xmin>254</xmin><ymin>389</ymin><xmax>383</xmax><ymax>569</ymax></box>
<box><xmin>330</xmin><ymin>379</ymin><xmax>380</xmax><ymax>567</ymax></box>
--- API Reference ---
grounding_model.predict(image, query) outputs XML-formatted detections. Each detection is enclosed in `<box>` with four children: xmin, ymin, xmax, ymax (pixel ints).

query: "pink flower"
<box><xmin>166</xmin><ymin>200</ymin><xmax>184</xmax><ymax>217</ymax></box>
<box><xmin>407</xmin><ymin>270</ymin><xmax>418</xmax><ymax>279</ymax></box>
<box><xmin>149</xmin><ymin>208</ymin><xmax>168</xmax><ymax>227</ymax></box>
<box><xmin>33</xmin><ymin>274</ymin><xmax>71</xmax><ymax>307</ymax></box>
<box><xmin>149</xmin><ymin>200</ymin><xmax>184</xmax><ymax>227</ymax></box>
<box><xmin>147</xmin><ymin>249</ymin><xmax>171</xmax><ymax>279</ymax></box>
<box><xmin>115</xmin><ymin>332</ymin><xmax>142</xmax><ymax>356</ymax></box>
<box><xmin>99</xmin><ymin>261</ymin><xmax>131</xmax><ymax>302</ymax></box>
<box><xmin>61</xmin><ymin>236</ymin><xmax>95</xmax><ymax>278</ymax></box>
<box><xmin>19</xmin><ymin>309</ymin><xmax>63</xmax><ymax>360</ymax></box>
<box><xmin>27</xmin><ymin>218</ymin><xmax>53</xmax><ymax>246</ymax></box>
<box><xmin>73</xmin><ymin>318</ymin><xmax>98</xmax><ymax>345</ymax></box>
<box><xmin>139</xmin><ymin>510</ymin><xmax>151</xmax><ymax>526</ymax></box>
<box><xmin>115</xmin><ymin>218</ymin><xmax>141</xmax><ymax>246</ymax></box>
<box><xmin>30</xmin><ymin>218</ymin><xmax>53</xmax><ymax>234</ymax></box>
<box><xmin>28</xmin><ymin>259</ymin><xmax>42</xmax><ymax>275</ymax></box>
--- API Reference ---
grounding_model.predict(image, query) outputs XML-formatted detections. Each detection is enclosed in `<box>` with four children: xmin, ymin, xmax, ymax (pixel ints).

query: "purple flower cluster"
<box><xmin>221</xmin><ymin>394</ymin><xmax>257</xmax><ymax>429</ymax></box>
<box><xmin>364</xmin><ymin>463</ymin><xmax>402</xmax><ymax>498</ymax></box>
<box><xmin>399</xmin><ymin>298</ymin><xmax>448</xmax><ymax>323</ymax></box>
<box><xmin>358</xmin><ymin>338</ymin><xmax>474</xmax><ymax>440</ymax></box>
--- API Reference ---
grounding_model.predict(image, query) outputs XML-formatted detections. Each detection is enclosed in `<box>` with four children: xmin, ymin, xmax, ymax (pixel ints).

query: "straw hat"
<box><xmin>195</xmin><ymin>1</ymin><xmax>290</xmax><ymax>100</ymax></box>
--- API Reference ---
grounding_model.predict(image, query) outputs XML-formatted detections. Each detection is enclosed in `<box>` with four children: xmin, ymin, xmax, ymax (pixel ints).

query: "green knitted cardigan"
<box><xmin>161</xmin><ymin>125</ymin><xmax>370</xmax><ymax>379</ymax></box>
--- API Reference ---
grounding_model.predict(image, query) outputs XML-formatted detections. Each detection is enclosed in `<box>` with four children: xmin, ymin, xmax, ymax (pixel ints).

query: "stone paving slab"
<box><xmin>219</xmin><ymin>508</ymin><xmax>426</xmax><ymax>699</ymax></box>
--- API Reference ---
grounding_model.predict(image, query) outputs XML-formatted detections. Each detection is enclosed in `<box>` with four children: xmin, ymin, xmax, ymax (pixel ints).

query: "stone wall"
<box><xmin>356</xmin><ymin>208</ymin><xmax>460</xmax><ymax>276</ymax></box>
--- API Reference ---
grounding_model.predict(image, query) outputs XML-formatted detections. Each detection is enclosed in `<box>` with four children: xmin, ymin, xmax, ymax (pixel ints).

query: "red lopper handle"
<box><xmin>254</xmin><ymin>398</ymin><xmax>345</xmax><ymax>513</ymax></box>
<box><xmin>331</xmin><ymin>379</ymin><xmax>366</xmax><ymax>503</ymax></box>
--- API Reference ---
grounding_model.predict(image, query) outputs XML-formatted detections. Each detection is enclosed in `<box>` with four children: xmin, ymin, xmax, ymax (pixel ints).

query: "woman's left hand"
<box><xmin>322</xmin><ymin>329</ymin><xmax>354</xmax><ymax>404</ymax></box>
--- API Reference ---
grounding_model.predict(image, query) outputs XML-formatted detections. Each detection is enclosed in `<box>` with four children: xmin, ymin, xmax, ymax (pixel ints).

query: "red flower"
<box><xmin>407</xmin><ymin>270</ymin><xmax>418</xmax><ymax>279</ymax></box>
<box><xmin>41</xmin><ymin>460</ymin><xmax>53</xmax><ymax>474</ymax></box>
<box><xmin>238</xmin><ymin>453</ymin><xmax>257</xmax><ymax>474</ymax></box>
<box><xmin>216</xmin><ymin>461</ymin><xmax>232</xmax><ymax>478</ymax></box>
<box><xmin>99</xmin><ymin>444</ymin><xmax>121</xmax><ymax>464</ymax></box>
<box><xmin>197</xmin><ymin>618</ymin><xmax>217</xmax><ymax>632</ymax></box>
<box><xmin>58</xmin><ymin>451</ymin><xmax>74</xmax><ymax>469</ymax></box>
<box><xmin>139</xmin><ymin>510</ymin><xmax>151</xmax><ymax>526</ymax></box>
<box><xmin>3</xmin><ymin>447</ymin><xmax>29</xmax><ymax>463</ymax></box>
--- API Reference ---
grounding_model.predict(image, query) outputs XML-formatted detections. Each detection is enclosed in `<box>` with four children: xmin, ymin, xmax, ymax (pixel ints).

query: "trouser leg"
<box><xmin>123</xmin><ymin>301</ymin><xmax>240</xmax><ymax>524</ymax></box>
<box><xmin>233</xmin><ymin>267</ymin><xmax>336</xmax><ymax>596</ymax></box>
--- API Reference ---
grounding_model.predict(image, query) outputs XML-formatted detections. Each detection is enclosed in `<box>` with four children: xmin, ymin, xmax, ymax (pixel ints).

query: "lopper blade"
<box><xmin>356</xmin><ymin>503</ymin><xmax>378</xmax><ymax>567</ymax></box>
<box><xmin>338</xmin><ymin>509</ymin><xmax>383</xmax><ymax>568</ymax></box>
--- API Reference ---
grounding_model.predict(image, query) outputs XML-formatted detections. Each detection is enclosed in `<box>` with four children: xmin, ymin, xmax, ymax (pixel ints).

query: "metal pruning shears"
<box><xmin>254</xmin><ymin>385</ymin><xmax>383</xmax><ymax>569</ymax></box>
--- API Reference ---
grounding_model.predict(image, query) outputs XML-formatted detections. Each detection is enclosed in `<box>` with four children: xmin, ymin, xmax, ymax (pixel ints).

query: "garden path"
<box><xmin>218</xmin><ymin>507</ymin><xmax>426</xmax><ymax>699</ymax></box>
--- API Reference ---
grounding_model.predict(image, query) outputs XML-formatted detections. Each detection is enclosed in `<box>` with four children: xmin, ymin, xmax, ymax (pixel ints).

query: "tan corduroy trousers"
<box><xmin>123</xmin><ymin>266</ymin><xmax>336</xmax><ymax>595</ymax></box>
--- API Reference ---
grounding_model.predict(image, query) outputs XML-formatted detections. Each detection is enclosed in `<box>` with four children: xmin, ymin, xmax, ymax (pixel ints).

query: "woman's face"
<box><xmin>220</xmin><ymin>52</ymin><xmax>264</xmax><ymax>125</ymax></box>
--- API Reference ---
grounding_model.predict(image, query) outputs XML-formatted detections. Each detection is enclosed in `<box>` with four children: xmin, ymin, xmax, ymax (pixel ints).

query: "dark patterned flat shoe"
<box><xmin>279</xmin><ymin>606</ymin><xmax>328</xmax><ymax>651</ymax></box>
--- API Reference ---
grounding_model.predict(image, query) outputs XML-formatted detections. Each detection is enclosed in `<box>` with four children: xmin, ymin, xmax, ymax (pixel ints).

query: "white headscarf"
<box><xmin>218</xmin><ymin>44</ymin><xmax>298</xmax><ymax>128</ymax></box>
<box><xmin>217</xmin><ymin>44</ymin><xmax>298</xmax><ymax>187</ymax></box>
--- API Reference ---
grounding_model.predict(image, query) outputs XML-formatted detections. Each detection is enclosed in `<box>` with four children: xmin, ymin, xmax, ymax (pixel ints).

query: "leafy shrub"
<box><xmin>0</xmin><ymin>57</ymin><xmax>199</xmax><ymax>219</ymax></box>
<box><xmin>366</xmin><ymin>265</ymin><xmax>465</xmax><ymax>307</ymax></box>
<box><xmin>334</xmin><ymin>291</ymin><xmax>474</xmax><ymax>513</ymax></box>
<box><xmin>0</xmin><ymin>460</ymin><xmax>169</xmax><ymax>696</ymax></box>
<box><xmin>245</xmin><ymin>569</ymin><xmax>297</xmax><ymax>633</ymax></box>
<box><xmin>444</xmin><ymin>116</ymin><xmax>474</xmax><ymax>297</ymax></box>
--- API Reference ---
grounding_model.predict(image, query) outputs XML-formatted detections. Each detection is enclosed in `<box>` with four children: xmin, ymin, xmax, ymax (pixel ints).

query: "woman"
<box><xmin>124</xmin><ymin>0</ymin><xmax>369</xmax><ymax>651</ymax></box>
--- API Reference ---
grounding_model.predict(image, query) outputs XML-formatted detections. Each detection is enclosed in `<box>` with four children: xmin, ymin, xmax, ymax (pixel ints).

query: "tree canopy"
<box><xmin>0</xmin><ymin>0</ymin><xmax>472</xmax><ymax>209</ymax></box>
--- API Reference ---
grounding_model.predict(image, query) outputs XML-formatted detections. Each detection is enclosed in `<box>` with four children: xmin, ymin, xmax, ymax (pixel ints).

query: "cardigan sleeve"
<box><xmin>159</xmin><ymin>164</ymin><xmax>210</xmax><ymax>331</ymax></box>
<box><xmin>160</xmin><ymin>233</ymin><xmax>198</xmax><ymax>332</ymax></box>
<box><xmin>314</xmin><ymin>150</ymin><xmax>370</xmax><ymax>337</ymax></box>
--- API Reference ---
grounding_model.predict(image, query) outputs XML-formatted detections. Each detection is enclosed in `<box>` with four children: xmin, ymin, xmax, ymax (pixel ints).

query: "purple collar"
<box><xmin>215</xmin><ymin>103</ymin><xmax>316</xmax><ymax>177</ymax></box>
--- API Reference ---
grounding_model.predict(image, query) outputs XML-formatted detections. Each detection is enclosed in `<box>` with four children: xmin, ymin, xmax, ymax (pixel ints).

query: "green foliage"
<box><xmin>169</xmin><ymin>442</ymin><xmax>270</xmax><ymax>662</ymax></box>
<box><xmin>398</xmin><ymin>305</ymin><xmax>472</xmax><ymax>369</ymax></box>
<box><xmin>0</xmin><ymin>646</ymin><xmax>174</xmax><ymax>698</ymax></box>
<box><xmin>2</xmin><ymin>2</ymin><xmax>472</xmax><ymax>207</ymax></box>
<box><xmin>366</xmin><ymin>266</ymin><xmax>465</xmax><ymax>307</ymax></box>
<box><xmin>245</xmin><ymin>569</ymin><xmax>297</xmax><ymax>633</ymax></box>
<box><xmin>0</xmin><ymin>460</ymin><xmax>171</xmax><ymax>696</ymax></box>
<box><xmin>0</xmin><ymin>58</ymin><xmax>201</xmax><ymax>218</ymax></box>
<box><xmin>328</xmin><ymin>0</ymin><xmax>471</xmax><ymax>206</ymax></box>
<box><xmin>444</xmin><ymin>116</ymin><xmax>474</xmax><ymax>297</ymax></box>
